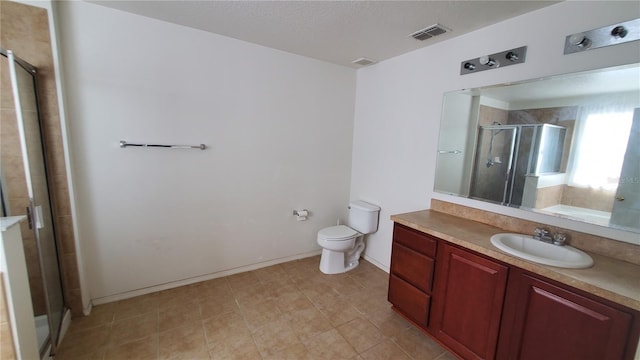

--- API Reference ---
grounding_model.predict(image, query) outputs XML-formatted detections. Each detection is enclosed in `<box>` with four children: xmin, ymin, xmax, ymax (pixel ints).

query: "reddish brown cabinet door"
<box><xmin>388</xmin><ymin>274</ymin><xmax>431</xmax><ymax>327</ymax></box>
<box><xmin>431</xmin><ymin>244</ymin><xmax>508</xmax><ymax>360</ymax></box>
<box><xmin>390</xmin><ymin>243</ymin><xmax>435</xmax><ymax>293</ymax></box>
<box><xmin>499</xmin><ymin>273</ymin><xmax>634</xmax><ymax>360</ymax></box>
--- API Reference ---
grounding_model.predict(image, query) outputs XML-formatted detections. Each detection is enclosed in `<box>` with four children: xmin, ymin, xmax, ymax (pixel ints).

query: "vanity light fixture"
<box><xmin>564</xmin><ymin>18</ymin><xmax>640</xmax><ymax>54</ymax></box>
<box><xmin>460</xmin><ymin>46</ymin><xmax>527</xmax><ymax>75</ymax></box>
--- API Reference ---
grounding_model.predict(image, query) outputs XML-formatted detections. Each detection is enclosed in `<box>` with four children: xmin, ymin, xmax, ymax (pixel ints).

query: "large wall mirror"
<box><xmin>435</xmin><ymin>63</ymin><xmax>640</xmax><ymax>236</ymax></box>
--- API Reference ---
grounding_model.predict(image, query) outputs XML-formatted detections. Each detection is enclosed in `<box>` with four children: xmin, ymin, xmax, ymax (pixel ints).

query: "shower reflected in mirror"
<box><xmin>435</xmin><ymin>63</ymin><xmax>640</xmax><ymax>238</ymax></box>
<box><xmin>471</xmin><ymin>124</ymin><xmax>567</xmax><ymax>207</ymax></box>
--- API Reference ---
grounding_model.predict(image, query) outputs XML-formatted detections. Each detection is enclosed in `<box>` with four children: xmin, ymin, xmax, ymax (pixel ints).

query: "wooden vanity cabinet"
<box><xmin>388</xmin><ymin>222</ymin><xmax>639</xmax><ymax>360</ymax></box>
<box><xmin>497</xmin><ymin>268</ymin><xmax>637</xmax><ymax>360</ymax></box>
<box><xmin>388</xmin><ymin>224</ymin><xmax>437</xmax><ymax>327</ymax></box>
<box><xmin>430</xmin><ymin>243</ymin><xmax>508</xmax><ymax>360</ymax></box>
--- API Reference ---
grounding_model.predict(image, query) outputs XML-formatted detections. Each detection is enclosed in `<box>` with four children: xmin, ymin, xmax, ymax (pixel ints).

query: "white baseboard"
<box><xmin>362</xmin><ymin>254</ymin><xmax>390</xmax><ymax>273</ymax></box>
<box><xmin>90</xmin><ymin>250</ymin><xmax>322</xmax><ymax>306</ymax></box>
<box><xmin>82</xmin><ymin>302</ymin><xmax>92</xmax><ymax>316</ymax></box>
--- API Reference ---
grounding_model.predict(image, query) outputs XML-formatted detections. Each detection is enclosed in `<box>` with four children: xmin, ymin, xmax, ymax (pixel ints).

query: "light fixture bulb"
<box><xmin>505</xmin><ymin>52</ymin><xmax>519</xmax><ymax>62</ymax></box>
<box><xmin>611</xmin><ymin>26</ymin><xmax>628</xmax><ymax>39</ymax></box>
<box><xmin>479</xmin><ymin>56</ymin><xmax>497</xmax><ymax>67</ymax></box>
<box><xmin>568</xmin><ymin>33</ymin><xmax>589</xmax><ymax>47</ymax></box>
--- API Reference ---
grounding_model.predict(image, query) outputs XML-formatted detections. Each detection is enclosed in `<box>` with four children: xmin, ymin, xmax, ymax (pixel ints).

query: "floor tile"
<box><xmin>104</xmin><ymin>335</ymin><xmax>158</xmax><ymax>360</ymax></box>
<box><xmin>68</xmin><ymin>303</ymin><xmax>115</xmax><ymax>332</ymax></box>
<box><xmin>111</xmin><ymin>312</ymin><xmax>158</xmax><ymax>346</ymax></box>
<box><xmin>157</xmin><ymin>287</ymin><xmax>199</xmax><ymax>310</ymax></box>
<box><xmin>337</xmin><ymin>317</ymin><xmax>386</xmax><ymax>353</ymax></box>
<box><xmin>158</xmin><ymin>322</ymin><xmax>207</xmax><ymax>360</ymax></box>
<box><xmin>251</xmin><ymin>317</ymin><xmax>302</xmax><ymax>356</ymax></box>
<box><xmin>392</xmin><ymin>326</ymin><xmax>448</xmax><ymax>359</ymax></box>
<box><xmin>273</xmin><ymin>285</ymin><xmax>310</xmax><ymax>312</ymax></box>
<box><xmin>114</xmin><ymin>293</ymin><xmax>159</xmax><ymax>321</ymax></box>
<box><xmin>315</xmin><ymin>297</ymin><xmax>365</xmax><ymax>327</ymax></box>
<box><xmin>195</xmin><ymin>280</ymin><xmax>232</xmax><ymax>301</ymax></box>
<box><xmin>56</xmin><ymin>324</ymin><xmax>112</xmax><ymax>358</ymax></box>
<box><xmin>207</xmin><ymin>329</ymin><xmax>259</xmax><ymax>360</ymax></box>
<box><xmin>254</xmin><ymin>264</ymin><xmax>290</xmax><ymax>285</ymax></box>
<box><xmin>159</xmin><ymin>304</ymin><xmax>201</xmax><ymax>332</ymax></box>
<box><xmin>303</xmin><ymin>328</ymin><xmax>358</xmax><ymax>359</ymax></box>
<box><xmin>226</xmin><ymin>271</ymin><xmax>261</xmax><ymax>291</ymax></box>
<box><xmin>199</xmin><ymin>296</ymin><xmax>239</xmax><ymax>320</ymax></box>
<box><xmin>239</xmin><ymin>299</ymin><xmax>282</xmax><ymax>332</ymax></box>
<box><xmin>232</xmin><ymin>284</ymin><xmax>273</xmax><ymax>308</ymax></box>
<box><xmin>285</xmin><ymin>306</ymin><xmax>333</xmax><ymax>341</ymax></box>
<box><xmin>203</xmin><ymin>311</ymin><xmax>249</xmax><ymax>344</ymax></box>
<box><xmin>360</xmin><ymin>338</ymin><xmax>412</xmax><ymax>360</ymax></box>
<box><xmin>56</xmin><ymin>256</ymin><xmax>454</xmax><ymax>360</ymax></box>
<box><xmin>262</xmin><ymin>343</ymin><xmax>313</xmax><ymax>359</ymax></box>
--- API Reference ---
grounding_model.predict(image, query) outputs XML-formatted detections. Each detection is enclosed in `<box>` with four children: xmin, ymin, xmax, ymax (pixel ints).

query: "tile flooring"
<box><xmin>55</xmin><ymin>256</ymin><xmax>455</xmax><ymax>359</ymax></box>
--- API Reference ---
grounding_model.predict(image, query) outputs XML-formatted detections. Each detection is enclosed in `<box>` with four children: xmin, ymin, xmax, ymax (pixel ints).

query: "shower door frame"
<box><xmin>3</xmin><ymin>48</ymin><xmax>67</xmax><ymax>356</ymax></box>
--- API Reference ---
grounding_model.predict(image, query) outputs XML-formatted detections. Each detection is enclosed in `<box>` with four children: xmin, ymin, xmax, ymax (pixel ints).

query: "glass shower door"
<box><xmin>6</xmin><ymin>50</ymin><xmax>65</xmax><ymax>355</ymax></box>
<box><xmin>470</xmin><ymin>126</ymin><xmax>517</xmax><ymax>205</ymax></box>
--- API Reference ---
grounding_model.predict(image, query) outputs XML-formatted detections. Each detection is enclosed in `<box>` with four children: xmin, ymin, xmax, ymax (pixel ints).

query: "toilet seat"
<box><xmin>318</xmin><ymin>225</ymin><xmax>359</xmax><ymax>241</ymax></box>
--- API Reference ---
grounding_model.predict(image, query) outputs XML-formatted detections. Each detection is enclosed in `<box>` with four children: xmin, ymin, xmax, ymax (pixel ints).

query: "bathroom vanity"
<box><xmin>388</xmin><ymin>210</ymin><xmax>640</xmax><ymax>360</ymax></box>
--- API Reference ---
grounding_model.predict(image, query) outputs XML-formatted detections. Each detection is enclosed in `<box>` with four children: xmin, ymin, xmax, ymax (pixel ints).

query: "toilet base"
<box><xmin>319</xmin><ymin>237</ymin><xmax>365</xmax><ymax>274</ymax></box>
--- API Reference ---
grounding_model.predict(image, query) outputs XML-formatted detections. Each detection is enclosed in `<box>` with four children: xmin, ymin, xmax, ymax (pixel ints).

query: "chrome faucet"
<box><xmin>552</xmin><ymin>233</ymin><xmax>567</xmax><ymax>246</ymax></box>
<box><xmin>533</xmin><ymin>228</ymin><xmax>552</xmax><ymax>243</ymax></box>
<box><xmin>533</xmin><ymin>227</ymin><xmax>567</xmax><ymax>246</ymax></box>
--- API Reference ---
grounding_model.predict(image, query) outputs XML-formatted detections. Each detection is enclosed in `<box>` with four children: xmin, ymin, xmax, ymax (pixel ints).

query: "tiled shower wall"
<box><xmin>0</xmin><ymin>1</ymin><xmax>83</xmax><ymax>316</ymax></box>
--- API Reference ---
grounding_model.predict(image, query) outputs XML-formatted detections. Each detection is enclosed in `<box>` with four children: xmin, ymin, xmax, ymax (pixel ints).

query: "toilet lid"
<box><xmin>318</xmin><ymin>225</ymin><xmax>359</xmax><ymax>241</ymax></box>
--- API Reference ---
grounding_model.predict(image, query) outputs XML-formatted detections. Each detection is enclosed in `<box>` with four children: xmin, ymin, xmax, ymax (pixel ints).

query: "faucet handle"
<box><xmin>553</xmin><ymin>233</ymin><xmax>567</xmax><ymax>246</ymax></box>
<box><xmin>533</xmin><ymin>227</ymin><xmax>548</xmax><ymax>237</ymax></box>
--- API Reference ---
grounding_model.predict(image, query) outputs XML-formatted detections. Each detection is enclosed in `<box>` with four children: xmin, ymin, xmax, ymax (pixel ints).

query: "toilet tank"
<box><xmin>348</xmin><ymin>200</ymin><xmax>381</xmax><ymax>234</ymax></box>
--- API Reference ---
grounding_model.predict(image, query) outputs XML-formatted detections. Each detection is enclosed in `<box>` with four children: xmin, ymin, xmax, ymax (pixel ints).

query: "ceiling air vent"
<box><xmin>410</xmin><ymin>24</ymin><xmax>449</xmax><ymax>41</ymax></box>
<box><xmin>351</xmin><ymin>57</ymin><xmax>377</xmax><ymax>66</ymax></box>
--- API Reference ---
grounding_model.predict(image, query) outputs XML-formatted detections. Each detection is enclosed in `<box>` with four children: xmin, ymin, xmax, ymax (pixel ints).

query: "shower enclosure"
<box><xmin>470</xmin><ymin>123</ymin><xmax>567</xmax><ymax>207</ymax></box>
<box><xmin>1</xmin><ymin>49</ymin><xmax>66</xmax><ymax>356</ymax></box>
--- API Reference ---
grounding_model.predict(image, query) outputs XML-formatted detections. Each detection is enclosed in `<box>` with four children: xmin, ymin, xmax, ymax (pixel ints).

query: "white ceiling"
<box><xmin>89</xmin><ymin>0</ymin><xmax>559</xmax><ymax>68</ymax></box>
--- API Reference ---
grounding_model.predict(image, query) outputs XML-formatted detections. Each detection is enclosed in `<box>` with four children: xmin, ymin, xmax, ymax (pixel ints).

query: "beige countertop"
<box><xmin>391</xmin><ymin>210</ymin><xmax>640</xmax><ymax>312</ymax></box>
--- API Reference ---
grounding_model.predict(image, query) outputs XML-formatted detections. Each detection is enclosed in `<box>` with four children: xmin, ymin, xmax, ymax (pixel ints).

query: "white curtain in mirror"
<box><xmin>568</xmin><ymin>94</ymin><xmax>637</xmax><ymax>190</ymax></box>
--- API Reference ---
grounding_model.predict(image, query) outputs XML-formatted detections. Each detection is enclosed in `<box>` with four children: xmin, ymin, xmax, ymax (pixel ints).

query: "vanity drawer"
<box><xmin>393</xmin><ymin>224</ymin><xmax>437</xmax><ymax>257</ymax></box>
<box><xmin>388</xmin><ymin>274</ymin><xmax>431</xmax><ymax>327</ymax></box>
<box><xmin>390</xmin><ymin>243</ymin><xmax>435</xmax><ymax>293</ymax></box>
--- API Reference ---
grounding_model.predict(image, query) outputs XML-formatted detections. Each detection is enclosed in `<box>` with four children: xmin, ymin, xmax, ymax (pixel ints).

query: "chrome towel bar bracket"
<box><xmin>119</xmin><ymin>140</ymin><xmax>206</xmax><ymax>150</ymax></box>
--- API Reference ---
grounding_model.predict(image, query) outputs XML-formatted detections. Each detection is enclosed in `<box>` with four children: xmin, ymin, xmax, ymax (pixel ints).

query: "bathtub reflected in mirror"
<box><xmin>434</xmin><ymin>63</ymin><xmax>640</xmax><ymax>236</ymax></box>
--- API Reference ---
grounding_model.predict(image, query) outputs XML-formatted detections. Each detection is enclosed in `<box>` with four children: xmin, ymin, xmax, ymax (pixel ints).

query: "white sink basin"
<box><xmin>490</xmin><ymin>233</ymin><xmax>593</xmax><ymax>269</ymax></box>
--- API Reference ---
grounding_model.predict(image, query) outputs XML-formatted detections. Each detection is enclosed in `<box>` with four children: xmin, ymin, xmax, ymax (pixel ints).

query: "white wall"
<box><xmin>434</xmin><ymin>92</ymin><xmax>474</xmax><ymax>195</ymax></box>
<box><xmin>352</xmin><ymin>1</ymin><xmax>640</xmax><ymax>270</ymax></box>
<box><xmin>56</xmin><ymin>2</ymin><xmax>356</xmax><ymax>301</ymax></box>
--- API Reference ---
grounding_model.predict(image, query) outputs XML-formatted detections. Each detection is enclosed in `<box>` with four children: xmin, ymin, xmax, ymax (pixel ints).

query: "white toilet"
<box><xmin>317</xmin><ymin>200</ymin><xmax>381</xmax><ymax>274</ymax></box>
